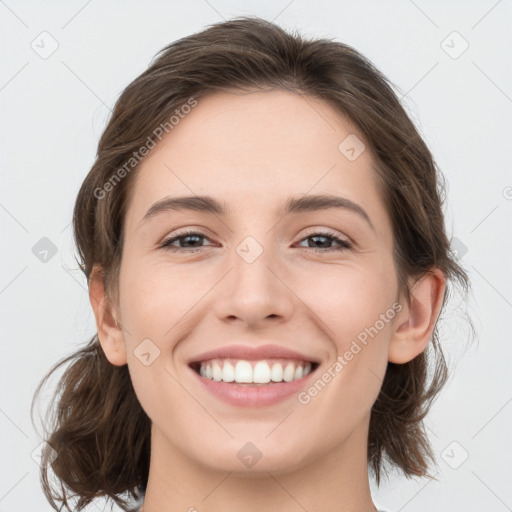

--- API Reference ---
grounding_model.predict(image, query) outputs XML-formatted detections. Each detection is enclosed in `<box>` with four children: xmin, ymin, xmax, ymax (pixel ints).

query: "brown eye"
<box><xmin>160</xmin><ymin>230</ymin><xmax>214</xmax><ymax>252</ymax></box>
<box><xmin>296</xmin><ymin>231</ymin><xmax>352</xmax><ymax>252</ymax></box>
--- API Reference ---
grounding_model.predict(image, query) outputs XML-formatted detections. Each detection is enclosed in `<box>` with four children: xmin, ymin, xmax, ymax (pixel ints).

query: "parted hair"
<box><xmin>31</xmin><ymin>16</ymin><xmax>471</xmax><ymax>511</ymax></box>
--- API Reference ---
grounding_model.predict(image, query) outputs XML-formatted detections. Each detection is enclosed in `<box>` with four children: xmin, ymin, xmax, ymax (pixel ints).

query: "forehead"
<box><xmin>125</xmin><ymin>89</ymin><xmax>391</xmax><ymax>240</ymax></box>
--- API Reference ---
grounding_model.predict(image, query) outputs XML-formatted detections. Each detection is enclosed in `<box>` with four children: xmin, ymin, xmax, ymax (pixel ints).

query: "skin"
<box><xmin>89</xmin><ymin>89</ymin><xmax>446</xmax><ymax>512</ymax></box>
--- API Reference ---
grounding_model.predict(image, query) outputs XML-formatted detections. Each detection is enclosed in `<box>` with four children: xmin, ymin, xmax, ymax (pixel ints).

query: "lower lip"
<box><xmin>189</xmin><ymin>365</ymin><xmax>318</xmax><ymax>407</ymax></box>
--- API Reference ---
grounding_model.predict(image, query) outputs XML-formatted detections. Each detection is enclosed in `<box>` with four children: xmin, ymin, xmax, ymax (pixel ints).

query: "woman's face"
<box><xmin>114</xmin><ymin>89</ymin><xmax>402</xmax><ymax>474</ymax></box>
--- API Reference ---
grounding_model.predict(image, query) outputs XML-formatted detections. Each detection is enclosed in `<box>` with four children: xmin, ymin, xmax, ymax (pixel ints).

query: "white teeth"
<box><xmin>283</xmin><ymin>362</ymin><xmax>295</xmax><ymax>382</ymax></box>
<box><xmin>222</xmin><ymin>361</ymin><xmax>235</xmax><ymax>382</ymax></box>
<box><xmin>253</xmin><ymin>361</ymin><xmax>271</xmax><ymax>383</ymax></box>
<box><xmin>270</xmin><ymin>362</ymin><xmax>283</xmax><ymax>382</ymax></box>
<box><xmin>197</xmin><ymin>359</ymin><xmax>315</xmax><ymax>384</ymax></box>
<box><xmin>212</xmin><ymin>361</ymin><xmax>223</xmax><ymax>382</ymax></box>
<box><xmin>235</xmin><ymin>360</ymin><xmax>253</xmax><ymax>383</ymax></box>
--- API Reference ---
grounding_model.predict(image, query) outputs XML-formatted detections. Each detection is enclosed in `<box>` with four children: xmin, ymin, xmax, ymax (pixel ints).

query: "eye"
<box><xmin>296</xmin><ymin>231</ymin><xmax>352</xmax><ymax>252</ymax></box>
<box><xmin>159</xmin><ymin>229</ymin><xmax>215</xmax><ymax>252</ymax></box>
<box><xmin>159</xmin><ymin>229</ymin><xmax>352</xmax><ymax>253</ymax></box>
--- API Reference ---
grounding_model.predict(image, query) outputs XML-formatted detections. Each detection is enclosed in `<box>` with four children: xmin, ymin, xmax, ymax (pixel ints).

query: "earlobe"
<box><xmin>89</xmin><ymin>265</ymin><xmax>127</xmax><ymax>366</ymax></box>
<box><xmin>388</xmin><ymin>268</ymin><xmax>446</xmax><ymax>364</ymax></box>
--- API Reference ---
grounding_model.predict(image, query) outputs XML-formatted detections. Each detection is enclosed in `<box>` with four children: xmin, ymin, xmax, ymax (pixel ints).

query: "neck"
<box><xmin>141</xmin><ymin>419</ymin><xmax>378</xmax><ymax>512</ymax></box>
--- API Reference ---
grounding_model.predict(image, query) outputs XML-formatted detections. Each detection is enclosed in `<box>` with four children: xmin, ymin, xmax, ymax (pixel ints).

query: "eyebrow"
<box><xmin>139</xmin><ymin>194</ymin><xmax>374</xmax><ymax>231</ymax></box>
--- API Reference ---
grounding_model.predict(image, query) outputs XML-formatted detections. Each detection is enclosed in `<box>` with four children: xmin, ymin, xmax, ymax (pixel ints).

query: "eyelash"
<box><xmin>159</xmin><ymin>228</ymin><xmax>352</xmax><ymax>253</ymax></box>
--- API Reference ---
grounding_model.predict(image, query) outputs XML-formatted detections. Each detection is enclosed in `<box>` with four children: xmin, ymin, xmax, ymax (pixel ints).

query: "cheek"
<box><xmin>293</xmin><ymin>259</ymin><xmax>397</xmax><ymax>340</ymax></box>
<box><xmin>119</xmin><ymin>256</ymin><xmax>203</xmax><ymax>333</ymax></box>
<box><xmin>297</xmin><ymin>261</ymin><xmax>396</xmax><ymax>405</ymax></box>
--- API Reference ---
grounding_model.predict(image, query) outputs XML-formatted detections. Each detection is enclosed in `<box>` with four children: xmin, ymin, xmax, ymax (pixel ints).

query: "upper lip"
<box><xmin>188</xmin><ymin>344</ymin><xmax>321</xmax><ymax>365</ymax></box>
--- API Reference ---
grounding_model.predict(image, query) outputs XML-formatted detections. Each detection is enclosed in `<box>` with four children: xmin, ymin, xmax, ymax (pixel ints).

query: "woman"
<box><xmin>31</xmin><ymin>16</ymin><xmax>471</xmax><ymax>512</ymax></box>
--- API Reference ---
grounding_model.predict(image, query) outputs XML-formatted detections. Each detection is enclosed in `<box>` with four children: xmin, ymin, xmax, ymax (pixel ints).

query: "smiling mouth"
<box><xmin>189</xmin><ymin>358</ymin><xmax>320</xmax><ymax>385</ymax></box>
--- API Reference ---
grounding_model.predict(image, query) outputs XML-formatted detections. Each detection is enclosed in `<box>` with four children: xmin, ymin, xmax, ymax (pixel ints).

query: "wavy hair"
<box><xmin>31</xmin><ymin>16</ymin><xmax>472</xmax><ymax>511</ymax></box>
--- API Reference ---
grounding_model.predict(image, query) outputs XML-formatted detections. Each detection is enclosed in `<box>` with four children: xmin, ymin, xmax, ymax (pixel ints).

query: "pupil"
<box><xmin>185</xmin><ymin>235</ymin><xmax>201</xmax><ymax>247</ymax></box>
<box><xmin>310</xmin><ymin>235</ymin><xmax>328</xmax><ymax>248</ymax></box>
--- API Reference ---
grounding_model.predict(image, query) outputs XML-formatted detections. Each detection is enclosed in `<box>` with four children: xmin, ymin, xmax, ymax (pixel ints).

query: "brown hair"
<box><xmin>31</xmin><ymin>15</ymin><xmax>472</xmax><ymax>511</ymax></box>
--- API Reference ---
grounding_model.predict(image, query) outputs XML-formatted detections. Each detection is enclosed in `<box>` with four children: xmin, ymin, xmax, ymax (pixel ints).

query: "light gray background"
<box><xmin>1</xmin><ymin>1</ymin><xmax>511</xmax><ymax>511</ymax></box>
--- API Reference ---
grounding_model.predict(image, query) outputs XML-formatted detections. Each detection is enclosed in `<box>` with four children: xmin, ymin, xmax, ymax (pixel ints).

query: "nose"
<box><xmin>212</xmin><ymin>237</ymin><xmax>295</xmax><ymax>328</ymax></box>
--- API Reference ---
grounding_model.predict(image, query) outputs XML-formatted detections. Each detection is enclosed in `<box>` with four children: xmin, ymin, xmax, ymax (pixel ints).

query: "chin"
<box><xmin>195</xmin><ymin>441</ymin><xmax>312</xmax><ymax>476</ymax></box>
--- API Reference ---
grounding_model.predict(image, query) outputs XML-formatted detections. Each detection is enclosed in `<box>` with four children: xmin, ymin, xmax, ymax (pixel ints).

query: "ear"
<box><xmin>388</xmin><ymin>267</ymin><xmax>446</xmax><ymax>364</ymax></box>
<box><xmin>89</xmin><ymin>265</ymin><xmax>127</xmax><ymax>366</ymax></box>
